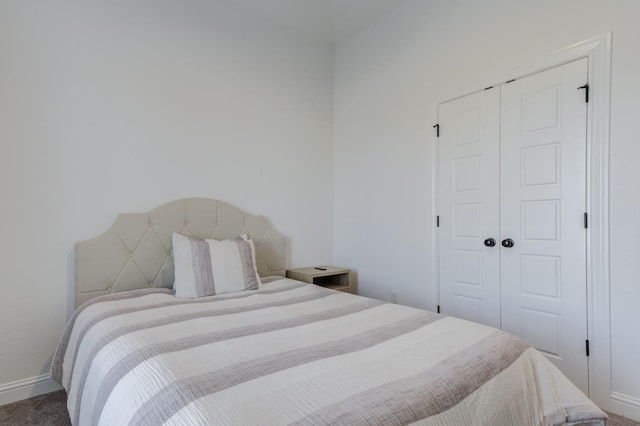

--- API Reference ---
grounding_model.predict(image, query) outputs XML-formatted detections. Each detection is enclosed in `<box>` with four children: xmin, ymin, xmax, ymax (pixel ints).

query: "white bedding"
<box><xmin>52</xmin><ymin>278</ymin><xmax>607</xmax><ymax>425</ymax></box>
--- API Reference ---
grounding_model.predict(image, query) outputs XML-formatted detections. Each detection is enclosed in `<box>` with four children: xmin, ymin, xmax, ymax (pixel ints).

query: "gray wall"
<box><xmin>334</xmin><ymin>0</ymin><xmax>639</xmax><ymax>418</ymax></box>
<box><xmin>0</xmin><ymin>0</ymin><xmax>334</xmax><ymax>402</ymax></box>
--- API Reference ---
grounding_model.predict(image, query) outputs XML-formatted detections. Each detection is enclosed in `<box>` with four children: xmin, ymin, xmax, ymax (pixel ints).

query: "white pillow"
<box><xmin>172</xmin><ymin>233</ymin><xmax>262</xmax><ymax>298</ymax></box>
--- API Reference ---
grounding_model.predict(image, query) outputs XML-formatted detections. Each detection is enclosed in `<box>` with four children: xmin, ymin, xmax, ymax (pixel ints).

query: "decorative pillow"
<box><xmin>172</xmin><ymin>233</ymin><xmax>262</xmax><ymax>299</ymax></box>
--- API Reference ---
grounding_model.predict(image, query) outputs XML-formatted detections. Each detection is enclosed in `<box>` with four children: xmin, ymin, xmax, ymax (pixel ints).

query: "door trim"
<box><xmin>434</xmin><ymin>33</ymin><xmax>612</xmax><ymax>408</ymax></box>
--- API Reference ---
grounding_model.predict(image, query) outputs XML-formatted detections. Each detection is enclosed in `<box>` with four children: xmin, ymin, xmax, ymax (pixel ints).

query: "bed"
<box><xmin>52</xmin><ymin>198</ymin><xmax>607</xmax><ymax>425</ymax></box>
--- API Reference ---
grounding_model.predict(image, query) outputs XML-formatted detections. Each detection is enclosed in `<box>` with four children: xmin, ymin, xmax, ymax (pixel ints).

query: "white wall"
<box><xmin>0</xmin><ymin>0</ymin><xmax>334</xmax><ymax>403</ymax></box>
<box><xmin>334</xmin><ymin>0</ymin><xmax>640</xmax><ymax>419</ymax></box>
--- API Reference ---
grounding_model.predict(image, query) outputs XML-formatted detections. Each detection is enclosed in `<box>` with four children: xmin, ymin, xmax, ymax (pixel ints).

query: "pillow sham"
<box><xmin>172</xmin><ymin>233</ymin><xmax>262</xmax><ymax>299</ymax></box>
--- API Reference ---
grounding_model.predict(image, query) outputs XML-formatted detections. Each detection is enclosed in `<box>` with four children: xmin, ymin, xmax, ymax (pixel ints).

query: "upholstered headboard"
<box><xmin>75</xmin><ymin>198</ymin><xmax>287</xmax><ymax>307</ymax></box>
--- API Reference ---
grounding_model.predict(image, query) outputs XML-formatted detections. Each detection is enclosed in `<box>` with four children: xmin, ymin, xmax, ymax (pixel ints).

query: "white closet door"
<box><xmin>500</xmin><ymin>58</ymin><xmax>588</xmax><ymax>393</ymax></box>
<box><xmin>438</xmin><ymin>88</ymin><xmax>501</xmax><ymax>328</ymax></box>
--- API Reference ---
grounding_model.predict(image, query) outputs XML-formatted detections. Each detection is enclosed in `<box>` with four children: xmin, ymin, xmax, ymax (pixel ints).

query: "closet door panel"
<box><xmin>438</xmin><ymin>89</ymin><xmax>501</xmax><ymax>328</ymax></box>
<box><xmin>499</xmin><ymin>58</ymin><xmax>588</xmax><ymax>393</ymax></box>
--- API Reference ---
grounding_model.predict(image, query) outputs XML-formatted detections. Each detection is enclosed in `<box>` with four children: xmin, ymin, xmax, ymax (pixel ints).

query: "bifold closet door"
<box><xmin>499</xmin><ymin>58</ymin><xmax>588</xmax><ymax>393</ymax></box>
<box><xmin>437</xmin><ymin>88</ymin><xmax>501</xmax><ymax>329</ymax></box>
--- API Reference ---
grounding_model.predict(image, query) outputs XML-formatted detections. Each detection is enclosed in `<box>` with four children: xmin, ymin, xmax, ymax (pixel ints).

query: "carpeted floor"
<box><xmin>0</xmin><ymin>390</ymin><xmax>639</xmax><ymax>425</ymax></box>
<box><xmin>0</xmin><ymin>391</ymin><xmax>70</xmax><ymax>426</ymax></box>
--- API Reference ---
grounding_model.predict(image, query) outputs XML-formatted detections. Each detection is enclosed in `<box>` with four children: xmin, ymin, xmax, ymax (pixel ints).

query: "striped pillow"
<box><xmin>172</xmin><ymin>233</ymin><xmax>262</xmax><ymax>299</ymax></box>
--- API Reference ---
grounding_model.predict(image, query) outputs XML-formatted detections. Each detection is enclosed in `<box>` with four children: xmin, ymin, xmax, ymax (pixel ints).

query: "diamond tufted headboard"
<box><xmin>75</xmin><ymin>198</ymin><xmax>287</xmax><ymax>307</ymax></box>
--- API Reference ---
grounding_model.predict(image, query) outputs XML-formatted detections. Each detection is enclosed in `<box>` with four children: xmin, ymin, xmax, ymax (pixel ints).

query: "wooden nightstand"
<box><xmin>286</xmin><ymin>266</ymin><xmax>352</xmax><ymax>294</ymax></box>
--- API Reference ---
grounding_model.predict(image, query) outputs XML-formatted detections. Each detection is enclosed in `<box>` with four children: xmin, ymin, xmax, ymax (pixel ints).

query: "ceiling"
<box><xmin>231</xmin><ymin>0</ymin><xmax>407</xmax><ymax>45</ymax></box>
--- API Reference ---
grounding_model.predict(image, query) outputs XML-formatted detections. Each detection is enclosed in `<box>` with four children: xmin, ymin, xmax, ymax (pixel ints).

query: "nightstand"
<box><xmin>286</xmin><ymin>266</ymin><xmax>352</xmax><ymax>293</ymax></box>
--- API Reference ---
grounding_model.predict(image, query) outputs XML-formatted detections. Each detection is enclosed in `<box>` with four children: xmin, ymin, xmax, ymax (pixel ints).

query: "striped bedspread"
<box><xmin>52</xmin><ymin>279</ymin><xmax>606</xmax><ymax>425</ymax></box>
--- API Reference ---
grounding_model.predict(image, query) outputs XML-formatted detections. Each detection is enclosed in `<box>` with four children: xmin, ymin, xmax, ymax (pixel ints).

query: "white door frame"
<box><xmin>434</xmin><ymin>33</ymin><xmax>612</xmax><ymax>408</ymax></box>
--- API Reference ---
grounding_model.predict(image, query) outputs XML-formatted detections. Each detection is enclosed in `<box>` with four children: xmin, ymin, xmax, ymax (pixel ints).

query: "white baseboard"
<box><xmin>0</xmin><ymin>374</ymin><xmax>62</xmax><ymax>406</ymax></box>
<box><xmin>610</xmin><ymin>392</ymin><xmax>640</xmax><ymax>421</ymax></box>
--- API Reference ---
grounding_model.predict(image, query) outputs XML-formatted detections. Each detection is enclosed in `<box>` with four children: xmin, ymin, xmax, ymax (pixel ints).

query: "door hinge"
<box><xmin>437</xmin><ymin>305</ymin><xmax>440</xmax><ymax>314</ymax></box>
<box><xmin>584</xmin><ymin>212</ymin><xmax>588</xmax><ymax>229</ymax></box>
<box><xmin>586</xmin><ymin>339</ymin><xmax>590</xmax><ymax>357</ymax></box>
<box><xmin>578</xmin><ymin>83</ymin><xmax>590</xmax><ymax>103</ymax></box>
<box><xmin>436</xmin><ymin>215</ymin><xmax>440</xmax><ymax>227</ymax></box>
<box><xmin>433</xmin><ymin>124</ymin><xmax>440</xmax><ymax>137</ymax></box>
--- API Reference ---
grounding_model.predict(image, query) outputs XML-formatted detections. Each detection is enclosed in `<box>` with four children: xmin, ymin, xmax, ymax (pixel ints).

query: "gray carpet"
<box><xmin>0</xmin><ymin>390</ymin><xmax>638</xmax><ymax>425</ymax></box>
<box><xmin>0</xmin><ymin>391</ymin><xmax>69</xmax><ymax>426</ymax></box>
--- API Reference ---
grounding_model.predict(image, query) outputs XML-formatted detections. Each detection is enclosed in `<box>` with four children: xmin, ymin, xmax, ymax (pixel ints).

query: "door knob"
<box><xmin>501</xmin><ymin>238</ymin><xmax>515</xmax><ymax>248</ymax></box>
<box><xmin>483</xmin><ymin>238</ymin><xmax>496</xmax><ymax>247</ymax></box>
